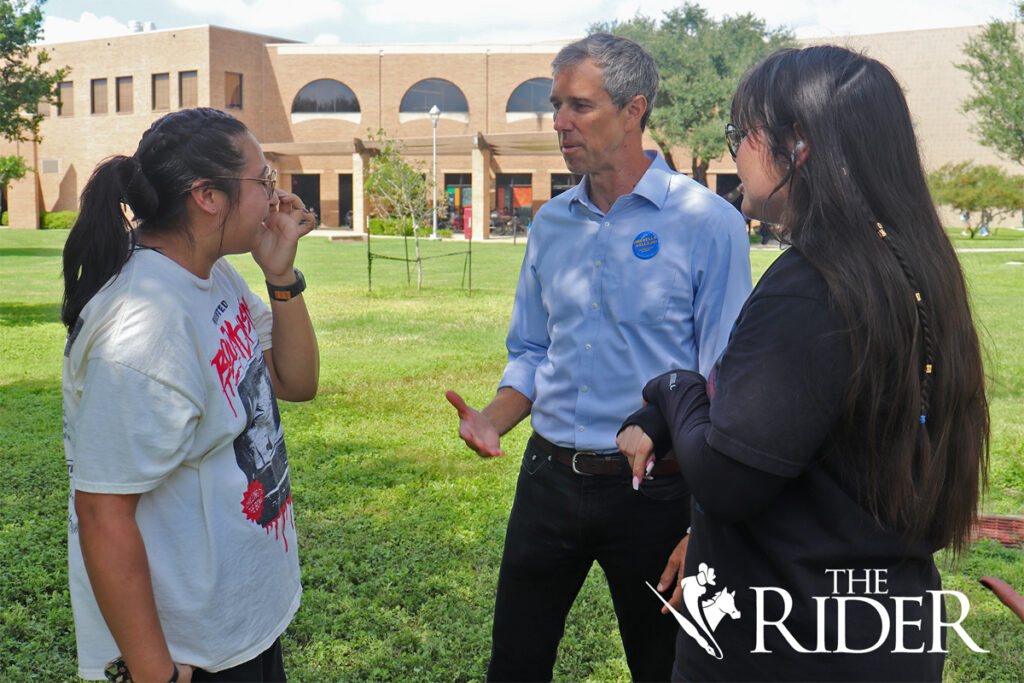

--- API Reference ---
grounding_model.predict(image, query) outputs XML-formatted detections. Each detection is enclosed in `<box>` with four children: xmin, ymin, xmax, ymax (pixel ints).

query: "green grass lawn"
<box><xmin>2</xmin><ymin>229</ymin><xmax>1022</xmax><ymax>681</ymax></box>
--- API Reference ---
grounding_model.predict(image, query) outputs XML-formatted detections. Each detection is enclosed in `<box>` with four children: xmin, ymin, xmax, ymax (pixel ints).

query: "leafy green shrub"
<box><xmin>368</xmin><ymin>217</ymin><xmax>438</xmax><ymax>237</ymax></box>
<box><xmin>1</xmin><ymin>211</ymin><xmax>8</xmax><ymax>226</ymax></box>
<box><xmin>39</xmin><ymin>210</ymin><xmax>78</xmax><ymax>230</ymax></box>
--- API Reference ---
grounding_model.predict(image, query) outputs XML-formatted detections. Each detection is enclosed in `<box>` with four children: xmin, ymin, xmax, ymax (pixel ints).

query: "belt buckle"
<box><xmin>572</xmin><ymin>451</ymin><xmax>596</xmax><ymax>476</ymax></box>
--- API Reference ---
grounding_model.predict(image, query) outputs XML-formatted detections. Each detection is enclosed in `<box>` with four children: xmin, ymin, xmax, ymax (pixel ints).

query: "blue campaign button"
<box><xmin>632</xmin><ymin>231</ymin><xmax>659</xmax><ymax>259</ymax></box>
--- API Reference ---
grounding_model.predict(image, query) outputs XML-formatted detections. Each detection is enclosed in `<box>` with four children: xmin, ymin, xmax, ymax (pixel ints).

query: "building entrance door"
<box><xmin>291</xmin><ymin>174</ymin><xmax>321</xmax><ymax>222</ymax></box>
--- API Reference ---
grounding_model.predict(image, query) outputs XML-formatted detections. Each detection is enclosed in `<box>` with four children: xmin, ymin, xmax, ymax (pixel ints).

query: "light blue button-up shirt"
<box><xmin>499</xmin><ymin>152</ymin><xmax>752</xmax><ymax>452</ymax></box>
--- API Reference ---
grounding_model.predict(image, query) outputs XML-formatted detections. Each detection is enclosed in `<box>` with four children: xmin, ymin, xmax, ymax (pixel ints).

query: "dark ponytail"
<box><xmin>62</xmin><ymin>108</ymin><xmax>249</xmax><ymax>329</ymax></box>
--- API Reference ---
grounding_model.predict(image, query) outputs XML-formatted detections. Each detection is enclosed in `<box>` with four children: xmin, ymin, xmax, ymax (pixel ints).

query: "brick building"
<box><xmin>2</xmin><ymin>23</ymin><xmax>1019</xmax><ymax>233</ymax></box>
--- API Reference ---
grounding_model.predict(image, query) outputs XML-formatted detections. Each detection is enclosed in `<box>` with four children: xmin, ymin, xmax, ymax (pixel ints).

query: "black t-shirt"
<box><xmin>644</xmin><ymin>248</ymin><xmax>945</xmax><ymax>682</ymax></box>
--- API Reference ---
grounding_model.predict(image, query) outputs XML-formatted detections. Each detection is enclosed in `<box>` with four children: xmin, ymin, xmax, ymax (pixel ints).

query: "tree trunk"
<box><xmin>412</xmin><ymin>221</ymin><xmax>423</xmax><ymax>290</ymax></box>
<box><xmin>659</xmin><ymin>143</ymin><xmax>677</xmax><ymax>171</ymax></box>
<box><xmin>691</xmin><ymin>158</ymin><xmax>709</xmax><ymax>187</ymax></box>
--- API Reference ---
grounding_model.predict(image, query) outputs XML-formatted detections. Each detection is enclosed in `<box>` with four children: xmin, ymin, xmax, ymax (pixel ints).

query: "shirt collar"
<box><xmin>568</xmin><ymin>150</ymin><xmax>674</xmax><ymax>215</ymax></box>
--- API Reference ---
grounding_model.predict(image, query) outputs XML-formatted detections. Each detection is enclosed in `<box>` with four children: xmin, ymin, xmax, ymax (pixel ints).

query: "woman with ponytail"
<box><xmin>62</xmin><ymin>107</ymin><xmax>319</xmax><ymax>682</ymax></box>
<box><xmin>617</xmin><ymin>47</ymin><xmax>988</xmax><ymax>681</ymax></box>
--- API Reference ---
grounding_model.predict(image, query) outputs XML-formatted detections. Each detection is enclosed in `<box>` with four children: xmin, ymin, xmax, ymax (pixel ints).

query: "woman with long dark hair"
<box><xmin>618</xmin><ymin>46</ymin><xmax>988</xmax><ymax>680</ymax></box>
<box><xmin>62</xmin><ymin>107</ymin><xmax>318</xmax><ymax>682</ymax></box>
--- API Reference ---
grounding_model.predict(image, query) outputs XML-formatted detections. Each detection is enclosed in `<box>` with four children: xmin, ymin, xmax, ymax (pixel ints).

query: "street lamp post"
<box><xmin>429</xmin><ymin>105</ymin><xmax>441</xmax><ymax>240</ymax></box>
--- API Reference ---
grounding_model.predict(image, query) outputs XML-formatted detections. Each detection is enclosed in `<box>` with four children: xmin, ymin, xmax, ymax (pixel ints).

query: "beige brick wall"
<box><xmin>9</xmin><ymin>24</ymin><xmax>1019</xmax><ymax>230</ymax></box>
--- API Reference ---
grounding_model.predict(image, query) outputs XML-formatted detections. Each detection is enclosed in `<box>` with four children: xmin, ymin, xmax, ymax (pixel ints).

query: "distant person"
<box><xmin>446</xmin><ymin>33</ymin><xmax>750</xmax><ymax>681</ymax></box>
<box><xmin>618</xmin><ymin>45</ymin><xmax>989</xmax><ymax>681</ymax></box>
<box><xmin>978</xmin><ymin>208</ymin><xmax>991</xmax><ymax>237</ymax></box>
<box><xmin>62</xmin><ymin>108</ymin><xmax>319</xmax><ymax>682</ymax></box>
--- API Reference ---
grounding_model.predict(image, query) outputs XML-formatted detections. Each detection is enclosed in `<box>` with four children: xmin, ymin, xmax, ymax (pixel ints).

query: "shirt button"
<box><xmin>591</xmin><ymin>302</ymin><xmax>598</xmax><ymax>309</ymax></box>
<box><xmin>604</xmin><ymin>221</ymin><xmax>610</xmax><ymax>227</ymax></box>
<box><xmin>585</xmin><ymin>344</ymin><xmax>591</xmax><ymax>350</ymax></box>
<box><xmin>595</xmin><ymin>260</ymin><xmax>602</xmax><ymax>267</ymax></box>
<box><xmin>579</xmin><ymin>426</ymin><xmax>585</xmax><ymax>432</ymax></box>
<box><xmin>581</xmin><ymin>385</ymin><xmax>589</xmax><ymax>392</ymax></box>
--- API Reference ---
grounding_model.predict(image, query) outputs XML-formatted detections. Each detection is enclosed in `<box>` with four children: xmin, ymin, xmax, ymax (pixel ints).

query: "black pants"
<box><xmin>487</xmin><ymin>434</ymin><xmax>690</xmax><ymax>682</ymax></box>
<box><xmin>191</xmin><ymin>638</ymin><xmax>285</xmax><ymax>682</ymax></box>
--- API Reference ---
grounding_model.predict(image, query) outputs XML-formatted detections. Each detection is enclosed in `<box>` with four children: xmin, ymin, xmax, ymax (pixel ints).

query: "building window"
<box><xmin>290</xmin><ymin>79</ymin><xmax>360</xmax><ymax>124</ymax></box>
<box><xmin>91</xmin><ymin>78</ymin><xmax>108</xmax><ymax>114</ymax></box>
<box><xmin>551</xmin><ymin>173</ymin><xmax>582</xmax><ymax>198</ymax></box>
<box><xmin>226</xmin><ymin>72</ymin><xmax>243</xmax><ymax>109</ymax></box>
<box><xmin>291</xmin><ymin>79</ymin><xmax>359</xmax><ymax>113</ymax></box>
<box><xmin>399</xmin><ymin>78</ymin><xmax>469</xmax><ymax>123</ymax></box>
<box><xmin>116</xmin><ymin>76</ymin><xmax>133</xmax><ymax>113</ymax></box>
<box><xmin>496</xmin><ymin>173</ymin><xmax>533</xmax><ymax>225</ymax></box>
<box><xmin>506</xmin><ymin>78</ymin><xmax>553</xmax><ymax>113</ymax></box>
<box><xmin>179</xmin><ymin>70</ymin><xmax>198</xmax><ymax>108</ymax></box>
<box><xmin>152</xmin><ymin>73</ymin><xmax>169</xmax><ymax>110</ymax></box>
<box><xmin>57</xmin><ymin>81</ymin><xmax>73</xmax><ymax>116</ymax></box>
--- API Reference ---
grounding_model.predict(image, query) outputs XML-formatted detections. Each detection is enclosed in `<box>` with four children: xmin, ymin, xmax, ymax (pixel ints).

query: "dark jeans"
<box><xmin>487</xmin><ymin>434</ymin><xmax>690</xmax><ymax>682</ymax></box>
<box><xmin>191</xmin><ymin>638</ymin><xmax>285</xmax><ymax>682</ymax></box>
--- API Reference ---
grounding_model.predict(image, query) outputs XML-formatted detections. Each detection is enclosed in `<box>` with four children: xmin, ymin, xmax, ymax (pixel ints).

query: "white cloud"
<box><xmin>169</xmin><ymin>0</ymin><xmax>344</xmax><ymax>31</ymax></box>
<box><xmin>363</xmin><ymin>0</ymin><xmax>598</xmax><ymax>28</ymax></box>
<box><xmin>40</xmin><ymin>12</ymin><xmax>133</xmax><ymax>44</ymax></box>
<box><xmin>312</xmin><ymin>33</ymin><xmax>341</xmax><ymax>43</ymax></box>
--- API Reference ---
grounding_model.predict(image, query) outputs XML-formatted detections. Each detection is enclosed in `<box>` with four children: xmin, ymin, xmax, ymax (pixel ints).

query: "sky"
<box><xmin>36</xmin><ymin>0</ymin><xmax>1020</xmax><ymax>45</ymax></box>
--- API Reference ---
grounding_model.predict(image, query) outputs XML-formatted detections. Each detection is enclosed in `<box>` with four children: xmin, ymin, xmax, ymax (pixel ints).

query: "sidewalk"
<box><xmin>310</xmin><ymin>228</ymin><xmax>527</xmax><ymax>243</ymax></box>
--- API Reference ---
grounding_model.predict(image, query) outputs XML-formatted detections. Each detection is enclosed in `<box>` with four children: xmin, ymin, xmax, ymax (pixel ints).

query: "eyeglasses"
<box><xmin>208</xmin><ymin>167</ymin><xmax>278</xmax><ymax>197</ymax></box>
<box><xmin>725</xmin><ymin>123</ymin><xmax>758</xmax><ymax>160</ymax></box>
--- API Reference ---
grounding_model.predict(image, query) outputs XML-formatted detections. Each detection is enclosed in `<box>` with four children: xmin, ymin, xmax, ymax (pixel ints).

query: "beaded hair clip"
<box><xmin>876</xmin><ymin>223</ymin><xmax>933</xmax><ymax>425</ymax></box>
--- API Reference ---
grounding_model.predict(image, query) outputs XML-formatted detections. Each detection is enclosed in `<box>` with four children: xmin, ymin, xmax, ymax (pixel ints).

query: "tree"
<box><xmin>928</xmin><ymin>161</ymin><xmax>1024</xmax><ymax>236</ymax></box>
<box><xmin>364</xmin><ymin>130</ymin><xmax>436</xmax><ymax>289</ymax></box>
<box><xmin>956</xmin><ymin>2</ymin><xmax>1024</xmax><ymax>164</ymax></box>
<box><xmin>1</xmin><ymin>0</ymin><xmax>67</xmax><ymax>143</ymax></box>
<box><xmin>2</xmin><ymin>0</ymin><xmax>67</xmax><ymax>212</ymax></box>
<box><xmin>593</xmin><ymin>3</ymin><xmax>794</xmax><ymax>185</ymax></box>
<box><xmin>0</xmin><ymin>153</ymin><xmax>28</xmax><ymax>187</ymax></box>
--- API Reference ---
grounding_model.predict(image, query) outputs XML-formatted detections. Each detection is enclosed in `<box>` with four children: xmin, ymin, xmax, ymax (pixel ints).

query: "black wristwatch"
<box><xmin>266</xmin><ymin>268</ymin><xmax>306</xmax><ymax>302</ymax></box>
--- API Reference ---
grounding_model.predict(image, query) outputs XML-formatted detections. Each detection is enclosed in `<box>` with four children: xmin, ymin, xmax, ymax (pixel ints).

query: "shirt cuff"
<box><xmin>498</xmin><ymin>361</ymin><xmax>536</xmax><ymax>401</ymax></box>
<box><xmin>619</xmin><ymin>403</ymin><xmax>673</xmax><ymax>459</ymax></box>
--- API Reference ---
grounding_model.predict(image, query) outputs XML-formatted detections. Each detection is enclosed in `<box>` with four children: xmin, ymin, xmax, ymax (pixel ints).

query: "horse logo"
<box><xmin>647</xmin><ymin>562</ymin><xmax>741</xmax><ymax>659</ymax></box>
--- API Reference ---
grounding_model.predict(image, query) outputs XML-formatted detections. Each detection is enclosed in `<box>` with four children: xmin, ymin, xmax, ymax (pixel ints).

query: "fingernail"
<box><xmin>632</xmin><ymin>476</ymin><xmax>639</xmax><ymax>491</ymax></box>
<box><xmin>645</xmin><ymin>460</ymin><xmax>655</xmax><ymax>475</ymax></box>
<box><xmin>657</xmin><ymin>583</ymin><xmax>664</xmax><ymax>591</ymax></box>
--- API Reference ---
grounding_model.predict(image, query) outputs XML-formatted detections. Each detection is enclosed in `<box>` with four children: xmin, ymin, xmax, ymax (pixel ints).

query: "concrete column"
<box><xmin>320</xmin><ymin>169</ymin><xmax>339</xmax><ymax>228</ymax></box>
<box><xmin>471</xmin><ymin>137</ymin><xmax>492</xmax><ymax>241</ymax></box>
<box><xmin>7</xmin><ymin>173</ymin><xmax>40</xmax><ymax>229</ymax></box>
<box><xmin>351</xmin><ymin>148</ymin><xmax>370</xmax><ymax>235</ymax></box>
<box><xmin>7</xmin><ymin>141</ymin><xmax>41</xmax><ymax>229</ymax></box>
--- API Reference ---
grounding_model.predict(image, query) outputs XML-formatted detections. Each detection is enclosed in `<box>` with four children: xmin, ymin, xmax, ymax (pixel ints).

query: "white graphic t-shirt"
<box><xmin>63</xmin><ymin>248</ymin><xmax>301</xmax><ymax>680</ymax></box>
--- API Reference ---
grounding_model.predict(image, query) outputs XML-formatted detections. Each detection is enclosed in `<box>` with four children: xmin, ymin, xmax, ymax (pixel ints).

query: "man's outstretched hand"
<box><xmin>446</xmin><ymin>390</ymin><xmax>505</xmax><ymax>457</ymax></box>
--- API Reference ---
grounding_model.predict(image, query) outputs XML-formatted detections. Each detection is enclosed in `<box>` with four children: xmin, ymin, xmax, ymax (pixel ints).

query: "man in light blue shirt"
<box><xmin>446</xmin><ymin>33</ymin><xmax>751</xmax><ymax>681</ymax></box>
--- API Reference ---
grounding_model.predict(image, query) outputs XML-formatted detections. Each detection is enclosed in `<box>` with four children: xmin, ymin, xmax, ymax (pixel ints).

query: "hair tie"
<box><xmin>122</xmin><ymin>155</ymin><xmax>160</xmax><ymax>221</ymax></box>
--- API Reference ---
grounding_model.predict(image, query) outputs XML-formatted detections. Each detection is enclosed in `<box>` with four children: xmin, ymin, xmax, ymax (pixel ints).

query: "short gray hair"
<box><xmin>552</xmin><ymin>33</ymin><xmax>658</xmax><ymax>130</ymax></box>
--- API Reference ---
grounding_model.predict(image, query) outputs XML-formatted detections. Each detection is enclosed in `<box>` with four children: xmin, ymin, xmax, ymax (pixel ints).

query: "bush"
<box><xmin>367</xmin><ymin>217</ymin><xmax>438</xmax><ymax>237</ymax></box>
<box><xmin>39</xmin><ymin>210</ymin><xmax>78</xmax><ymax>230</ymax></box>
<box><xmin>1</xmin><ymin>211</ymin><xmax>7</xmax><ymax>226</ymax></box>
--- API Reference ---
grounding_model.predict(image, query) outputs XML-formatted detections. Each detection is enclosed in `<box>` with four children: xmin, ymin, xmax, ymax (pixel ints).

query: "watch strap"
<box><xmin>267</xmin><ymin>268</ymin><xmax>306</xmax><ymax>302</ymax></box>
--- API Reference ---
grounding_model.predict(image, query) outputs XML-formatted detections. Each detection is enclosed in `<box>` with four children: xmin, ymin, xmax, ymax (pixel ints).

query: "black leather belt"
<box><xmin>529</xmin><ymin>432</ymin><xmax>679</xmax><ymax>477</ymax></box>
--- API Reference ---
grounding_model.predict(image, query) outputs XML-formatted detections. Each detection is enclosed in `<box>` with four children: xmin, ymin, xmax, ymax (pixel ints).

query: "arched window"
<box><xmin>506</xmin><ymin>77</ymin><xmax>553</xmax><ymax>123</ymax></box>
<box><xmin>399</xmin><ymin>79</ymin><xmax>469</xmax><ymax>123</ymax></box>
<box><xmin>290</xmin><ymin>79</ymin><xmax>360</xmax><ymax>124</ymax></box>
<box><xmin>506</xmin><ymin>78</ymin><xmax>552</xmax><ymax>113</ymax></box>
